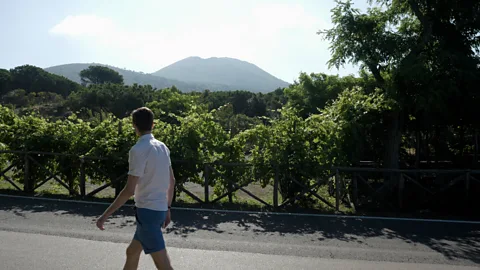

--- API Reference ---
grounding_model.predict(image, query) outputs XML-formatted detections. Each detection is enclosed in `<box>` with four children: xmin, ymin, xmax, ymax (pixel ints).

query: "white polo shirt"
<box><xmin>128</xmin><ymin>133</ymin><xmax>171</xmax><ymax>211</ymax></box>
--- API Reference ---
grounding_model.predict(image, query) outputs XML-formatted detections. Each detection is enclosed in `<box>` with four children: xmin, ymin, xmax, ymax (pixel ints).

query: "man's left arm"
<box><xmin>96</xmin><ymin>175</ymin><xmax>138</xmax><ymax>230</ymax></box>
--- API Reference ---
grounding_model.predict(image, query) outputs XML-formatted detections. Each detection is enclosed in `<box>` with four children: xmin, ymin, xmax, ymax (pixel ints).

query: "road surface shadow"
<box><xmin>164</xmin><ymin>210</ymin><xmax>480</xmax><ymax>264</ymax></box>
<box><xmin>1</xmin><ymin>195</ymin><xmax>479</xmax><ymax>264</ymax></box>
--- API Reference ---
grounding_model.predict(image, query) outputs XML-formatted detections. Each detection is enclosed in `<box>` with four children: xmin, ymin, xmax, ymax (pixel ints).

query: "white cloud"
<box><xmin>49</xmin><ymin>15</ymin><xmax>116</xmax><ymax>38</ymax></box>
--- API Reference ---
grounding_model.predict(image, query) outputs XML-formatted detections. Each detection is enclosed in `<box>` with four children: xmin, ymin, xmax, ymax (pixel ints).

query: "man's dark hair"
<box><xmin>132</xmin><ymin>107</ymin><xmax>154</xmax><ymax>133</ymax></box>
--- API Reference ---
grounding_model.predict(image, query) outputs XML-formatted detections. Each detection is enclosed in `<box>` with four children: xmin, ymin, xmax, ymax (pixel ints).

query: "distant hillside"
<box><xmin>45</xmin><ymin>58</ymin><xmax>291</xmax><ymax>93</ymax></box>
<box><xmin>44</xmin><ymin>63</ymin><xmax>228</xmax><ymax>92</ymax></box>
<box><xmin>153</xmin><ymin>57</ymin><xmax>290</xmax><ymax>93</ymax></box>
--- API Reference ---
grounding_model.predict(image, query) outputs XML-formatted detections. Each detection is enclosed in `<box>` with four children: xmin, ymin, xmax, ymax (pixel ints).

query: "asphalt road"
<box><xmin>1</xmin><ymin>195</ymin><xmax>480</xmax><ymax>269</ymax></box>
<box><xmin>4</xmin><ymin>231</ymin><xmax>479</xmax><ymax>270</ymax></box>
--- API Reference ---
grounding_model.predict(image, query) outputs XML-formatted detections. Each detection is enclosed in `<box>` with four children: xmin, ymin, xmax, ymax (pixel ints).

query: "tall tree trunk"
<box><xmin>475</xmin><ymin>129</ymin><xmax>479</xmax><ymax>168</ymax></box>
<box><xmin>434</xmin><ymin>126</ymin><xmax>440</xmax><ymax>169</ymax></box>
<box><xmin>382</xmin><ymin>110</ymin><xmax>403</xmax><ymax>195</ymax></box>
<box><xmin>415</xmin><ymin>128</ymin><xmax>421</xmax><ymax>169</ymax></box>
<box><xmin>459</xmin><ymin>124</ymin><xmax>465</xmax><ymax>168</ymax></box>
<box><xmin>425</xmin><ymin>130</ymin><xmax>430</xmax><ymax>166</ymax></box>
<box><xmin>384</xmin><ymin>110</ymin><xmax>402</xmax><ymax>170</ymax></box>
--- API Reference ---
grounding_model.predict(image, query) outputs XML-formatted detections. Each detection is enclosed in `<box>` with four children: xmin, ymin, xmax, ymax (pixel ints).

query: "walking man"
<box><xmin>96</xmin><ymin>107</ymin><xmax>175</xmax><ymax>270</ymax></box>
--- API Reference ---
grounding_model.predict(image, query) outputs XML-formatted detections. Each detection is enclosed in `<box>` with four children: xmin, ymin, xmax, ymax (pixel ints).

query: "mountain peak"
<box><xmin>153</xmin><ymin>56</ymin><xmax>289</xmax><ymax>93</ymax></box>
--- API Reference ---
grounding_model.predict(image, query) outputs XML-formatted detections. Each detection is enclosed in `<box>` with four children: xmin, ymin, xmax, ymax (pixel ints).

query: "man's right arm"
<box><xmin>165</xmin><ymin>145</ymin><xmax>175</xmax><ymax>208</ymax></box>
<box><xmin>163</xmin><ymin>165</ymin><xmax>175</xmax><ymax>228</ymax></box>
<box><xmin>167</xmin><ymin>166</ymin><xmax>175</xmax><ymax>208</ymax></box>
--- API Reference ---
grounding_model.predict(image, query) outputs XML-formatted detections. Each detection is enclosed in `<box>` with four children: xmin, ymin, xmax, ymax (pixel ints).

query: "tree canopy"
<box><xmin>8</xmin><ymin>65</ymin><xmax>81</xmax><ymax>97</ymax></box>
<box><xmin>319</xmin><ymin>0</ymin><xmax>480</xmax><ymax>169</ymax></box>
<box><xmin>80</xmin><ymin>65</ymin><xmax>124</xmax><ymax>86</ymax></box>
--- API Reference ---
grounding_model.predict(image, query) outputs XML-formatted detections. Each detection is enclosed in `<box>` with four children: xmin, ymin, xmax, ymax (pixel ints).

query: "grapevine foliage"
<box><xmin>0</xmin><ymin>86</ymin><xmax>389</xmax><ymax>200</ymax></box>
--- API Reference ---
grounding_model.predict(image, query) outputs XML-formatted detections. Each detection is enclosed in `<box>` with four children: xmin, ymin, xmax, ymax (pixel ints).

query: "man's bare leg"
<box><xmin>123</xmin><ymin>239</ymin><xmax>143</xmax><ymax>270</ymax></box>
<box><xmin>150</xmin><ymin>248</ymin><xmax>173</xmax><ymax>270</ymax></box>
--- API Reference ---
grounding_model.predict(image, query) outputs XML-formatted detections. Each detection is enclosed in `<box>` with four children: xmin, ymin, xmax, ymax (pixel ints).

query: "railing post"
<box><xmin>335</xmin><ymin>169</ymin><xmax>340</xmax><ymax>212</ymax></box>
<box><xmin>23</xmin><ymin>153</ymin><xmax>32</xmax><ymax>193</ymax></box>
<box><xmin>273</xmin><ymin>164</ymin><xmax>279</xmax><ymax>208</ymax></box>
<box><xmin>114</xmin><ymin>176</ymin><xmax>122</xmax><ymax>198</ymax></box>
<box><xmin>79</xmin><ymin>158</ymin><xmax>86</xmax><ymax>197</ymax></box>
<box><xmin>204</xmin><ymin>164</ymin><xmax>209</xmax><ymax>203</ymax></box>
<box><xmin>353</xmin><ymin>172</ymin><xmax>358</xmax><ymax>208</ymax></box>
<box><xmin>227</xmin><ymin>166</ymin><xmax>233</xmax><ymax>203</ymax></box>
<box><xmin>465</xmin><ymin>170</ymin><xmax>471</xmax><ymax>203</ymax></box>
<box><xmin>398</xmin><ymin>173</ymin><xmax>405</xmax><ymax>209</ymax></box>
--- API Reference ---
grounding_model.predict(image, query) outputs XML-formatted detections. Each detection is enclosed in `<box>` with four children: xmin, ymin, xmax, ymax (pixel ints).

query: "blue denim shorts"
<box><xmin>133</xmin><ymin>207</ymin><xmax>167</xmax><ymax>254</ymax></box>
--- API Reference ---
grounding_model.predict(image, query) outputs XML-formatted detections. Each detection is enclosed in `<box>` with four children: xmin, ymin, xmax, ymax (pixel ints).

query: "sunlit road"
<box><xmin>1</xmin><ymin>195</ymin><xmax>479</xmax><ymax>269</ymax></box>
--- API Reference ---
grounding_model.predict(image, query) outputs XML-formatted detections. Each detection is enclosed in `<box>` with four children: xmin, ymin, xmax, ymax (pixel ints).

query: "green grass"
<box><xmin>2</xmin><ymin>165</ymin><xmax>479</xmax><ymax>220</ymax></box>
<box><xmin>0</xmin><ymin>176</ymin><xmax>353</xmax><ymax>214</ymax></box>
<box><xmin>3</xmin><ymin>177</ymin><xmax>478</xmax><ymax>220</ymax></box>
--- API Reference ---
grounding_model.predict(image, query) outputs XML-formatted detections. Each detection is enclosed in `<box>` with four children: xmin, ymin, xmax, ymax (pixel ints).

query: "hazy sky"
<box><xmin>0</xmin><ymin>0</ymin><xmax>370</xmax><ymax>83</ymax></box>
